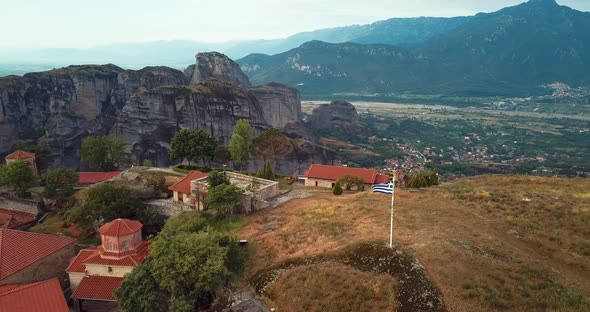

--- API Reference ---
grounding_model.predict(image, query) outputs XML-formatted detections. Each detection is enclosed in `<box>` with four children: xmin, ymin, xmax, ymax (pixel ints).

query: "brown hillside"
<box><xmin>241</xmin><ymin>176</ymin><xmax>590</xmax><ymax>312</ymax></box>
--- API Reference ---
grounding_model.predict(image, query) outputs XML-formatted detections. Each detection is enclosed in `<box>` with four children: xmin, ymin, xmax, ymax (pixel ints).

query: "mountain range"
<box><xmin>238</xmin><ymin>0</ymin><xmax>590</xmax><ymax>96</ymax></box>
<box><xmin>2</xmin><ymin>0</ymin><xmax>589</xmax><ymax>97</ymax></box>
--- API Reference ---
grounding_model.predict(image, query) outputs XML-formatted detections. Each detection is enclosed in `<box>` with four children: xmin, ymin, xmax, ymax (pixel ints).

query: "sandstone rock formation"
<box><xmin>0</xmin><ymin>65</ymin><xmax>186</xmax><ymax>167</ymax></box>
<box><xmin>308</xmin><ymin>100</ymin><xmax>370</xmax><ymax>137</ymax></box>
<box><xmin>0</xmin><ymin>55</ymin><xmax>337</xmax><ymax>173</ymax></box>
<box><xmin>249</xmin><ymin>83</ymin><xmax>301</xmax><ymax>129</ymax></box>
<box><xmin>186</xmin><ymin>52</ymin><xmax>251</xmax><ymax>87</ymax></box>
<box><xmin>111</xmin><ymin>79</ymin><xmax>268</xmax><ymax>166</ymax></box>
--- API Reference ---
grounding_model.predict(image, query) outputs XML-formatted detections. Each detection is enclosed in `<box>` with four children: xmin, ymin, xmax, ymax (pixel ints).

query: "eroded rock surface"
<box><xmin>308</xmin><ymin>100</ymin><xmax>370</xmax><ymax>137</ymax></box>
<box><xmin>187</xmin><ymin>52</ymin><xmax>251</xmax><ymax>87</ymax></box>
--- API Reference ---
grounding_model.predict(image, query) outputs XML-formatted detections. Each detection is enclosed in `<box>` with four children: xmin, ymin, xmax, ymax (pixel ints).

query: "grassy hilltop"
<box><xmin>239</xmin><ymin>175</ymin><xmax>590</xmax><ymax>311</ymax></box>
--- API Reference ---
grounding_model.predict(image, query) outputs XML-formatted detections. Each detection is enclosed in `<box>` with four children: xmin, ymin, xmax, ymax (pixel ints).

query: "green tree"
<box><xmin>229</xmin><ymin>120</ymin><xmax>254</xmax><ymax>170</ymax></box>
<box><xmin>0</xmin><ymin>161</ymin><xmax>36</xmax><ymax>197</ymax></box>
<box><xmin>170</xmin><ymin>129</ymin><xmax>218</xmax><ymax>166</ymax></box>
<box><xmin>188</xmin><ymin>130</ymin><xmax>218</xmax><ymax>165</ymax></box>
<box><xmin>115</xmin><ymin>261</ymin><xmax>168</xmax><ymax>312</ymax></box>
<box><xmin>169</xmin><ymin>129</ymin><xmax>192</xmax><ymax>164</ymax></box>
<box><xmin>264</xmin><ymin>160</ymin><xmax>274</xmax><ymax>180</ymax></box>
<box><xmin>337</xmin><ymin>175</ymin><xmax>366</xmax><ymax>191</ymax></box>
<box><xmin>71</xmin><ymin>182</ymin><xmax>155</xmax><ymax>231</ymax></box>
<box><xmin>143</xmin><ymin>159</ymin><xmax>154</xmax><ymax>167</ymax></box>
<box><xmin>333</xmin><ymin>181</ymin><xmax>344</xmax><ymax>195</ymax></box>
<box><xmin>116</xmin><ymin>212</ymin><xmax>245</xmax><ymax>312</ymax></box>
<box><xmin>208</xmin><ymin>170</ymin><xmax>230</xmax><ymax>188</ymax></box>
<box><xmin>205</xmin><ymin>184</ymin><xmax>244</xmax><ymax>216</ymax></box>
<box><xmin>43</xmin><ymin>168</ymin><xmax>79</xmax><ymax>197</ymax></box>
<box><xmin>254</xmin><ymin>128</ymin><xmax>293</xmax><ymax>171</ymax></box>
<box><xmin>78</xmin><ymin>135</ymin><xmax>131</xmax><ymax>171</ymax></box>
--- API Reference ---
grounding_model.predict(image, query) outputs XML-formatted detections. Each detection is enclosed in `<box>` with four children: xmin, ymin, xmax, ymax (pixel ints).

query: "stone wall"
<box><xmin>1</xmin><ymin>243</ymin><xmax>75</xmax><ymax>286</ymax></box>
<box><xmin>68</xmin><ymin>272</ymin><xmax>85</xmax><ymax>290</ymax></box>
<box><xmin>0</xmin><ymin>196</ymin><xmax>41</xmax><ymax>215</ymax></box>
<box><xmin>84</xmin><ymin>264</ymin><xmax>134</xmax><ymax>278</ymax></box>
<box><xmin>305</xmin><ymin>178</ymin><xmax>336</xmax><ymax>188</ymax></box>
<box><xmin>304</xmin><ymin>178</ymin><xmax>370</xmax><ymax>191</ymax></box>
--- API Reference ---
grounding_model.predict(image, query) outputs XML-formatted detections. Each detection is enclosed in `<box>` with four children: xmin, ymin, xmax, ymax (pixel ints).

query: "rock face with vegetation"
<box><xmin>0</xmin><ymin>65</ymin><xmax>186</xmax><ymax>167</ymax></box>
<box><xmin>308</xmin><ymin>100</ymin><xmax>369</xmax><ymax>137</ymax></box>
<box><xmin>112</xmin><ymin>80</ymin><xmax>268</xmax><ymax>166</ymax></box>
<box><xmin>0</xmin><ymin>53</ymin><xmax>336</xmax><ymax>172</ymax></box>
<box><xmin>186</xmin><ymin>52</ymin><xmax>251</xmax><ymax>87</ymax></box>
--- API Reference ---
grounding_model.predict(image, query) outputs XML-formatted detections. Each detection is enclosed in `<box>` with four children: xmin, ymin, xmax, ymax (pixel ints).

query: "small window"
<box><xmin>332</xmin><ymin>183</ymin><xmax>335</xmax><ymax>188</ymax></box>
<box><xmin>315</xmin><ymin>181</ymin><xmax>318</xmax><ymax>187</ymax></box>
<box><xmin>108</xmin><ymin>266</ymin><xmax>113</xmax><ymax>273</ymax></box>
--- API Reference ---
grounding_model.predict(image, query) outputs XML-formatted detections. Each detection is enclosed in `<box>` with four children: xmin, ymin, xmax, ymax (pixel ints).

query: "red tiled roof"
<box><xmin>67</xmin><ymin>242</ymin><xmax>150</xmax><ymax>274</ymax></box>
<box><xmin>0</xmin><ymin>229</ymin><xmax>75</xmax><ymax>280</ymax></box>
<box><xmin>0</xmin><ymin>209</ymin><xmax>36</xmax><ymax>229</ymax></box>
<box><xmin>168</xmin><ymin>170</ymin><xmax>208</xmax><ymax>194</ymax></box>
<box><xmin>304</xmin><ymin>164</ymin><xmax>389</xmax><ymax>184</ymax></box>
<box><xmin>99</xmin><ymin>219</ymin><xmax>143</xmax><ymax>237</ymax></box>
<box><xmin>78</xmin><ymin>172</ymin><xmax>121</xmax><ymax>184</ymax></box>
<box><xmin>66</xmin><ymin>248</ymin><xmax>97</xmax><ymax>273</ymax></box>
<box><xmin>375</xmin><ymin>174</ymin><xmax>390</xmax><ymax>184</ymax></box>
<box><xmin>65</xmin><ymin>223</ymin><xmax>82</xmax><ymax>237</ymax></box>
<box><xmin>71</xmin><ymin>276</ymin><xmax>123</xmax><ymax>301</ymax></box>
<box><xmin>5</xmin><ymin>150</ymin><xmax>36</xmax><ymax>160</ymax></box>
<box><xmin>0</xmin><ymin>278</ymin><xmax>68</xmax><ymax>312</ymax></box>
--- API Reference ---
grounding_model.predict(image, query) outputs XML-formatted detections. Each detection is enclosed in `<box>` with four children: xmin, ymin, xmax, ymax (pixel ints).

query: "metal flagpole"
<box><xmin>390</xmin><ymin>175</ymin><xmax>395</xmax><ymax>248</ymax></box>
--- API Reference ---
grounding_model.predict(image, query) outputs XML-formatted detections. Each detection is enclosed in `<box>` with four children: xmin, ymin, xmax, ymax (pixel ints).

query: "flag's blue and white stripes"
<box><xmin>372</xmin><ymin>182</ymin><xmax>394</xmax><ymax>195</ymax></box>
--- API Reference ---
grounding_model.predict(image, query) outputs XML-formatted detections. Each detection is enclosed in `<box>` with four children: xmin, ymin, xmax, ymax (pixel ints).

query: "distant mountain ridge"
<box><xmin>238</xmin><ymin>0</ymin><xmax>590</xmax><ymax>96</ymax></box>
<box><xmin>0</xmin><ymin>15</ymin><xmax>471</xmax><ymax>76</ymax></box>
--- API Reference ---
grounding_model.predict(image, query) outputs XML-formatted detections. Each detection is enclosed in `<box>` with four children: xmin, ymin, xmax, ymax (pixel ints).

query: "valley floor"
<box><xmin>239</xmin><ymin>176</ymin><xmax>590</xmax><ymax>311</ymax></box>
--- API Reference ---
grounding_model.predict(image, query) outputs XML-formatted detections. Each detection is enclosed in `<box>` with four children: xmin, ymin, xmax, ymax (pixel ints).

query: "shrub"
<box><xmin>0</xmin><ymin>161</ymin><xmax>36</xmax><ymax>197</ymax></box>
<box><xmin>408</xmin><ymin>170</ymin><xmax>439</xmax><ymax>188</ymax></box>
<box><xmin>208</xmin><ymin>170</ymin><xmax>230</xmax><ymax>188</ymax></box>
<box><xmin>143</xmin><ymin>159</ymin><xmax>154</xmax><ymax>167</ymax></box>
<box><xmin>43</xmin><ymin>168</ymin><xmax>78</xmax><ymax>197</ymax></box>
<box><xmin>333</xmin><ymin>181</ymin><xmax>344</xmax><ymax>195</ymax></box>
<box><xmin>337</xmin><ymin>174</ymin><xmax>365</xmax><ymax>191</ymax></box>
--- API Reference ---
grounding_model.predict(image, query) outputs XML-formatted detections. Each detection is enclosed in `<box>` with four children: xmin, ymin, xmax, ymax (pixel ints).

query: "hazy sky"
<box><xmin>2</xmin><ymin>0</ymin><xmax>589</xmax><ymax>48</ymax></box>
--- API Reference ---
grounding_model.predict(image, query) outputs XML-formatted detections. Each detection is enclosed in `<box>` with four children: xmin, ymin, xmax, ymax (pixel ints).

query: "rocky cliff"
<box><xmin>0</xmin><ymin>65</ymin><xmax>186</xmax><ymax>167</ymax></box>
<box><xmin>0</xmin><ymin>55</ymin><xmax>336</xmax><ymax>173</ymax></box>
<box><xmin>249</xmin><ymin>82</ymin><xmax>301</xmax><ymax>129</ymax></box>
<box><xmin>187</xmin><ymin>52</ymin><xmax>251</xmax><ymax>87</ymax></box>
<box><xmin>111</xmin><ymin>79</ymin><xmax>268</xmax><ymax>166</ymax></box>
<box><xmin>185</xmin><ymin>52</ymin><xmax>299</xmax><ymax>129</ymax></box>
<box><xmin>308</xmin><ymin>100</ymin><xmax>370</xmax><ymax>137</ymax></box>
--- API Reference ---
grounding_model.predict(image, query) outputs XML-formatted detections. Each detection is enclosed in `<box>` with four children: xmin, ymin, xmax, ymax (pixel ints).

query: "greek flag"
<box><xmin>372</xmin><ymin>182</ymin><xmax>394</xmax><ymax>195</ymax></box>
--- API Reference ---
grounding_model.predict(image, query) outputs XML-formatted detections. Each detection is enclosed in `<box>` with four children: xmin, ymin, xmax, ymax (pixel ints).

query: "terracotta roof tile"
<box><xmin>65</xmin><ymin>223</ymin><xmax>82</xmax><ymax>237</ymax></box>
<box><xmin>98</xmin><ymin>219</ymin><xmax>143</xmax><ymax>237</ymax></box>
<box><xmin>67</xmin><ymin>242</ymin><xmax>150</xmax><ymax>273</ymax></box>
<box><xmin>71</xmin><ymin>276</ymin><xmax>124</xmax><ymax>301</ymax></box>
<box><xmin>0</xmin><ymin>278</ymin><xmax>68</xmax><ymax>312</ymax></box>
<box><xmin>0</xmin><ymin>229</ymin><xmax>75</xmax><ymax>280</ymax></box>
<box><xmin>5</xmin><ymin>150</ymin><xmax>36</xmax><ymax>160</ymax></box>
<box><xmin>168</xmin><ymin>170</ymin><xmax>208</xmax><ymax>194</ymax></box>
<box><xmin>304</xmin><ymin>164</ymin><xmax>388</xmax><ymax>184</ymax></box>
<box><xmin>78</xmin><ymin>172</ymin><xmax>121</xmax><ymax>184</ymax></box>
<box><xmin>0</xmin><ymin>209</ymin><xmax>36</xmax><ymax>229</ymax></box>
<box><xmin>66</xmin><ymin>248</ymin><xmax>98</xmax><ymax>273</ymax></box>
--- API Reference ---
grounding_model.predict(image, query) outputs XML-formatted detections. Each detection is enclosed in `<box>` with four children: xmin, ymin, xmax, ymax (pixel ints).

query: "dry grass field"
<box><xmin>240</xmin><ymin>176</ymin><xmax>590</xmax><ymax>311</ymax></box>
